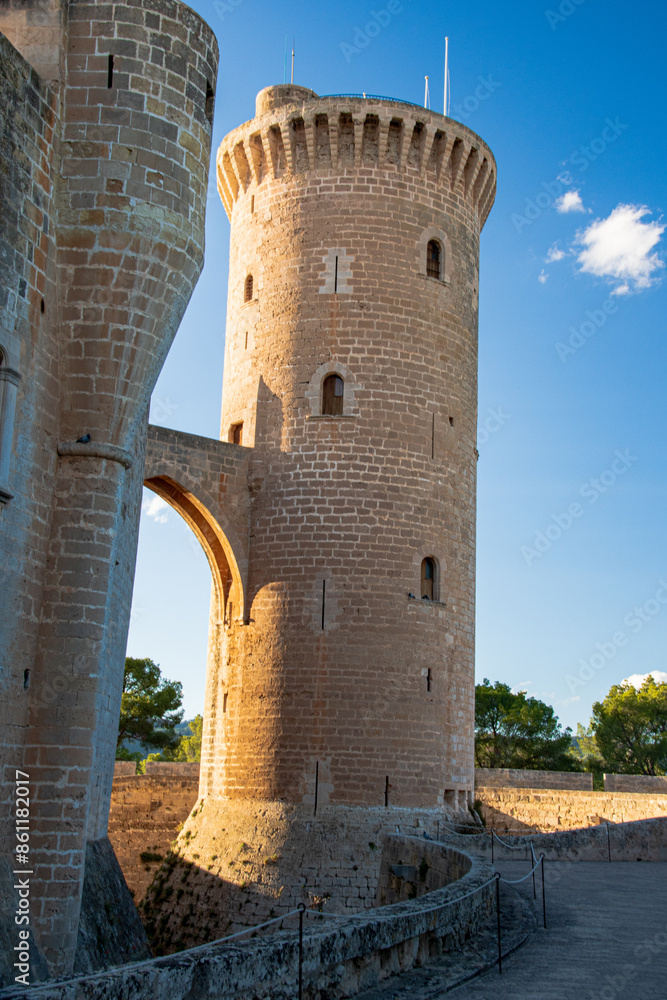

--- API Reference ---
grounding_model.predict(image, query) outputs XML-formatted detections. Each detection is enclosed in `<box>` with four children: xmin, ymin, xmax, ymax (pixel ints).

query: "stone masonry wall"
<box><xmin>476</xmin><ymin>786</ymin><xmax>667</xmax><ymax>833</ymax></box>
<box><xmin>210</xmin><ymin>87</ymin><xmax>497</xmax><ymax>814</ymax></box>
<box><xmin>0</xmin><ymin>838</ymin><xmax>494</xmax><ymax>1000</ymax></box>
<box><xmin>604</xmin><ymin>773</ymin><xmax>667</xmax><ymax>793</ymax></box>
<box><xmin>108</xmin><ymin>775</ymin><xmax>198</xmax><ymax>904</ymax></box>
<box><xmin>475</xmin><ymin>768</ymin><xmax>594</xmax><ymax>790</ymax></box>
<box><xmin>0</xmin><ymin>0</ymin><xmax>219</xmax><ymax>980</ymax></box>
<box><xmin>0</xmin><ymin>28</ymin><xmax>60</xmax><ymax>982</ymax></box>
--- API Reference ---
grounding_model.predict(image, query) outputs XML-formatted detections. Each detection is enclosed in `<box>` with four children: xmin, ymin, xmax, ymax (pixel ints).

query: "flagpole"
<box><xmin>444</xmin><ymin>36</ymin><xmax>449</xmax><ymax>115</ymax></box>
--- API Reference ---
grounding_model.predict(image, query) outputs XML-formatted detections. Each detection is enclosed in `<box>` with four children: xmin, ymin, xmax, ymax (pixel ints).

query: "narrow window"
<box><xmin>322</xmin><ymin>374</ymin><xmax>344</xmax><ymax>415</ymax></box>
<box><xmin>230</xmin><ymin>422</ymin><xmax>243</xmax><ymax>445</ymax></box>
<box><xmin>244</xmin><ymin>274</ymin><xmax>253</xmax><ymax>302</ymax></box>
<box><xmin>334</xmin><ymin>254</ymin><xmax>339</xmax><ymax>292</ymax></box>
<box><xmin>223</xmin><ymin>692</ymin><xmax>228</xmax><ymax>712</ymax></box>
<box><xmin>107</xmin><ymin>54</ymin><xmax>115</xmax><ymax>89</ymax></box>
<box><xmin>23</xmin><ymin>669</ymin><xmax>30</xmax><ymax>690</ymax></box>
<box><xmin>250</xmin><ymin>195</ymin><xmax>255</xmax><ymax>214</ymax></box>
<box><xmin>421</xmin><ymin>557</ymin><xmax>436</xmax><ymax>601</ymax></box>
<box><xmin>244</xmin><ymin>331</ymin><xmax>248</xmax><ymax>349</ymax></box>
<box><xmin>205</xmin><ymin>80</ymin><xmax>215</xmax><ymax>125</ymax></box>
<box><xmin>426</xmin><ymin>239</ymin><xmax>441</xmax><ymax>280</ymax></box>
<box><xmin>426</xmin><ymin>668</ymin><xmax>432</xmax><ymax>692</ymax></box>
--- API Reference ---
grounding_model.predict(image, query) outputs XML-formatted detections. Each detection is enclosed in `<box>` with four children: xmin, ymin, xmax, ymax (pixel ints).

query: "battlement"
<box><xmin>217</xmin><ymin>86</ymin><xmax>496</xmax><ymax>227</ymax></box>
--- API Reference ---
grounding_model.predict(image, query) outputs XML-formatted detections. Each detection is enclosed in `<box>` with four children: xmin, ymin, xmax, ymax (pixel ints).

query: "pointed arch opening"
<box><xmin>143</xmin><ymin>475</ymin><xmax>244</xmax><ymax>624</ymax></box>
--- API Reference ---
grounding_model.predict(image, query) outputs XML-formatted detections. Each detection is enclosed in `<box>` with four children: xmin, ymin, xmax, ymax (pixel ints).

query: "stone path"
<box><xmin>357</xmin><ymin>860</ymin><xmax>667</xmax><ymax>1000</ymax></box>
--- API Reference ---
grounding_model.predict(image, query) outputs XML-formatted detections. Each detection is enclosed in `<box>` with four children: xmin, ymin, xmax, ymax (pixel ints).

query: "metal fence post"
<box><xmin>298</xmin><ymin>903</ymin><xmax>305</xmax><ymax>999</ymax></box>
<box><xmin>495</xmin><ymin>872</ymin><xmax>502</xmax><ymax>974</ymax></box>
<box><xmin>540</xmin><ymin>854</ymin><xmax>546</xmax><ymax>929</ymax></box>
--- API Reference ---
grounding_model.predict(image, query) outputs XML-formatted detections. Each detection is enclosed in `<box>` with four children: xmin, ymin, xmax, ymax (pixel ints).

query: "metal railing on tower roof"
<box><xmin>319</xmin><ymin>93</ymin><xmax>440</xmax><ymax>111</ymax></box>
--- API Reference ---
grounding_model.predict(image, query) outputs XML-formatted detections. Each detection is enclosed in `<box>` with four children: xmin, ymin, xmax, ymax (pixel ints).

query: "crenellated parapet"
<box><xmin>217</xmin><ymin>85</ymin><xmax>496</xmax><ymax>228</ymax></box>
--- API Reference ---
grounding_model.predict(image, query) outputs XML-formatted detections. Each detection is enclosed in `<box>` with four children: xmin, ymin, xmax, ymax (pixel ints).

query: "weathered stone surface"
<box><xmin>108</xmin><ymin>775</ymin><xmax>198</xmax><ymax>904</ymax></box>
<box><xmin>475</xmin><ymin>768</ymin><xmax>593</xmax><ymax>791</ymax></box>
<box><xmin>0</xmin><ymin>1</ymin><xmax>218</xmax><ymax>981</ymax></box>
<box><xmin>0</xmin><ymin>839</ymin><xmax>494</xmax><ymax>1000</ymax></box>
<box><xmin>73</xmin><ymin>837</ymin><xmax>151</xmax><ymax>973</ymax></box>
<box><xmin>604</xmin><ymin>772</ymin><xmax>667</xmax><ymax>793</ymax></box>
<box><xmin>475</xmin><ymin>786</ymin><xmax>667</xmax><ymax>834</ymax></box>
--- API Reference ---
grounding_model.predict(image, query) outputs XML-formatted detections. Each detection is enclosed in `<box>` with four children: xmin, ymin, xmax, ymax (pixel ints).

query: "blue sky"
<box><xmin>127</xmin><ymin>0</ymin><xmax>667</xmax><ymax>730</ymax></box>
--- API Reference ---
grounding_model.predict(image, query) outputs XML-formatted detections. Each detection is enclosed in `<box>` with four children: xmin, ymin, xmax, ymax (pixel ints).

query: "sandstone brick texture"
<box><xmin>0</xmin><ymin>1</ymin><xmax>218</xmax><ymax>982</ymax></box>
<box><xmin>108</xmin><ymin>774</ymin><xmax>199</xmax><ymax>904</ymax></box>
<box><xmin>475</xmin><ymin>768</ymin><xmax>594</xmax><ymax>791</ymax></box>
<box><xmin>210</xmin><ymin>85</ymin><xmax>496</xmax><ymax>813</ymax></box>
<box><xmin>476</xmin><ymin>786</ymin><xmax>667</xmax><ymax>833</ymax></box>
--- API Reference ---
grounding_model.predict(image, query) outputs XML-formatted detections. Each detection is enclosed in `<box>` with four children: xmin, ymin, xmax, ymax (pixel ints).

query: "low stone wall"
<box><xmin>443</xmin><ymin>816</ymin><xmax>667</xmax><ymax>863</ymax></box>
<box><xmin>475</xmin><ymin>768</ymin><xmax>593</xmax><ymax>791</ymax></box>
<box><xmin>604</xmin><ymin>773</ymin><xmax>667</xmax><ymax>793</ymax></box>
<box><xmin>377</xmin><ymin>837</ymin><xmax>471</xmax><ymax>905</ymax></box>
<box><xmin>108</xmin><ymin>775</ymin><xmax>199</xmax><ymax>903</ymax></box>
<box><xmin>475</xmin><ymin>786</ymin><xmax>667</xmax><ymax>834</ymax></box>
<box><xmin>145</xmin><ymin>762</ymin><xmax>201</xmax><ymax>778</ymax></box>
<box><xmin>113</xmin><ymin>761</ymin><xmax>138</xmax><ymax>778</ymax></box>
<box><xmin>0</xmin><ymin>838</ymin><xmax>494</xmax><ymax>1000</ymax></box>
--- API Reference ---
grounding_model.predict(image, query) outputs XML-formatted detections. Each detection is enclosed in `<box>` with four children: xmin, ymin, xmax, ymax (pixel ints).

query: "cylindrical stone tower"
<box><xmin>148</xmin><ymin>84</ymin><xmax>495</xmax><ymax>949</ymax></box>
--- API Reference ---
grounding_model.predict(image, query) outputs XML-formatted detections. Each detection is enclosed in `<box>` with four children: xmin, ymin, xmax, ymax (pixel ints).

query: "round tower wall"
<box><xmin>208</xmin><ymin>96</ymin><xmax>496</xmax><ymax>812</ymax></box>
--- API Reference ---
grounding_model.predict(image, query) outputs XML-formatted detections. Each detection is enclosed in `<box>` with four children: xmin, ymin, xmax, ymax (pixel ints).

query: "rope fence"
<box><xmin>212</xmin><ymin>836</ymin><xmax>549</xmax><ymax>995</ymax></box>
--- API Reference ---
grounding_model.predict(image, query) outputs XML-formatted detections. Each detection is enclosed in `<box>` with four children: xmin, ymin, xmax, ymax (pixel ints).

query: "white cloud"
<box><xmin>555</xmin><ymin>190</ymin><xmax>586</xmax><ymax>213</ymax></box>
<box><xmin>575</xmin><ymin>204</ymin><xmax>665</xmax><ymax>293</ymax></box>
<box><xmin>142</xmin><ymin>494</ymin><xmax>170</xmax><ymax>524</ymax></box>
<box><xmin>623</xmin><ymin>671</ymin><xmax>667</xmax><ymax>689</ymax></box>
<box><xmin>538</xmin><ymin>269</ymin><xmax>548</xmax><ymax>284</ymax></box>
<box><xmin>546</xmin><ymin>244</ymin><xmax>566</xmax><ymax>263</ymax></box>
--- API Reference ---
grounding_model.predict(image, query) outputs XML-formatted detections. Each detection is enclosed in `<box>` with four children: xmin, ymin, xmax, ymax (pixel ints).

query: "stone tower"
<box><xmin>145</xmin><ymin>84</ymin><xmax>496</xmax><ymax>947</ymax></box>
<box><xmin>0</xmin><ymin>0</ymin><xmax>218</xmax><ymax>982</ymax></box>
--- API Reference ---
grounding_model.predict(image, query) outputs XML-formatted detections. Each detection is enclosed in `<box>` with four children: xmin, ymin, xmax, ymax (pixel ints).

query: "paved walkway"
<box><xmin>449</xmin><ymin>860</ymin><xmax>667</xmax><ymax>999</ymax></box>
<box><xmin>360</xmin><ymin>860</ymin><xmax>667</xmax><ymax>1000</ymax></box>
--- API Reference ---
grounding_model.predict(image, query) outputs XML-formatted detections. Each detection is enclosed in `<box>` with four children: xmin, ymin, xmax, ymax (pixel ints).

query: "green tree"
<box><xmin>116</xmin><ymin>657</ymin><xmax>183</xmax><ymax>759</ymax></box>
<box><xmin>475</xmin><ymin>678</ymin><xmax>576</xmax><ymax>770</ymax></box>
<box><xmin>590</xmin><ymin>676</ymin><xmax>667</xmax><ymax>775</ymax></box>
<box><xmin>173</xmin><ymin>714</ymin><xmax>203</xmax><ymax>763</ymax></box>
<box><xmin>568</xmin><ymin>722</ymin><xmax>605</xmax><ymax>787</ymax></box>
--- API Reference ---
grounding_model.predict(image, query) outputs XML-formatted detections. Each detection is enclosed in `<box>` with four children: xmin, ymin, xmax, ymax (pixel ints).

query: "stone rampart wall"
<box><xmin>0</xmin><ymin>838</ymin><xmax>494</xmax><ymax>1000</ymax></box>
<box><xmin>475</xmin><ymin>768</ymin><xmax>593</xmax><ymax>790</ymax></box>
<box><xmin>144</xmin><ymin>761</ymin><xmax>200</xmax><ymax>778</ymax></box>
<box><xmin>444</xmin><ymin>816</ymin><xmax>667</xmax><ymax>863</ymax></box>
<box><xmin>476</xmin><ymin>786</ymin><xmax>667</xmax><ymax>833</ymax></box>
<box><xmin>108</xmin><ymin>775</ymin><xmax>199</xmax><ymax>904</ymax></box>
<box><xmin>604</xmin><ymin>773</ymin><xmax>667</xmax><ymax>793</ymax></box>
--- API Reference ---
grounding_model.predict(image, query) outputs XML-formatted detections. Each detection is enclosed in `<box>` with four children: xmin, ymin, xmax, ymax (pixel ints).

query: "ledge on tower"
<box><xmin>256</xmin><ymin>84</ymin><xmax>318</xmax><ymax>116</ymax></box>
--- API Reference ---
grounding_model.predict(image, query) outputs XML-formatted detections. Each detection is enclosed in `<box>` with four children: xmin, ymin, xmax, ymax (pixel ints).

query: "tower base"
<box><xmin>140</xmin><ymin>797</ymin><xmax>477</xmax><ymax>954</ymax></box>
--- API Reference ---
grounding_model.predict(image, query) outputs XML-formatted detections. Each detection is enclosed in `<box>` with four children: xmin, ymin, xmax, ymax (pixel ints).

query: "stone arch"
<box><xmin>143</xmin><ymin>474</ymin><xmax>245</xmax><ymax>624</ymax></box>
